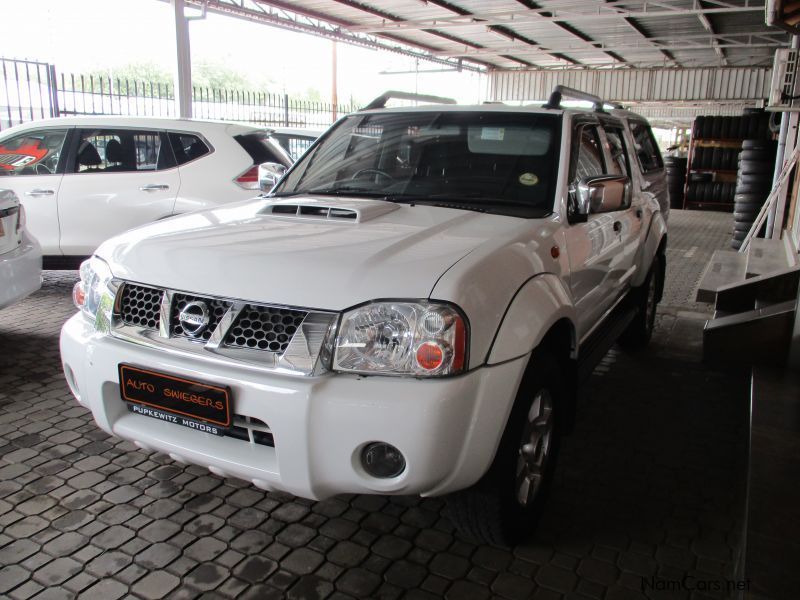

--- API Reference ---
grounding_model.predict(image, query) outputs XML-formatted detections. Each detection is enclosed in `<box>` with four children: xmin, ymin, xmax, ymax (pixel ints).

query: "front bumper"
<box><xmin>60</xmin><ymin>313</ymin><xmax>527</xmax><ymax>500</ymax></box>
<box><xmin>0</xmin><ymin>232</ymin><xmax>42</xmax><ymax>310</ymax></box>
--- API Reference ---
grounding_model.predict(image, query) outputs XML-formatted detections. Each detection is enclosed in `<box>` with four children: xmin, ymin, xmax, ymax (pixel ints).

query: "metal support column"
<box><xmin>172</xmin><ymin>0</ymin><xmax>192</xmax><ymax>118</ymax></box>
<box><xmin>768</xmin><ymin>35</ymin><xmax>800</xmax><ymax>238</ymax></box>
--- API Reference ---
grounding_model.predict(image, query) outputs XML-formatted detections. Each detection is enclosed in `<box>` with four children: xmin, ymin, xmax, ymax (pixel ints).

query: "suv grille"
<box><xmin>170</xmin><ymin>293</ymin><xmax>232</xmax><ymax>341</ymax></box>
<box><xmin>119</xmin><ymin>284</ymin><xmax>162</xmax><ymax>330</ymax></box>
<box><xmin>224</xmin><ymin>305</ymin><xmax>306</xmax><ymax>353</ymax></box>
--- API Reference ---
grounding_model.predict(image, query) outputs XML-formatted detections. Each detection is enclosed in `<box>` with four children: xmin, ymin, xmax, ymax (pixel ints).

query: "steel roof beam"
<box><xmin>697</xmin><ymin>1</ymin><xmax>728</xmax><ymax>66</ymax></box>
<box><xmin>176</xmin><ymin>0</ymin><xmax>486</xmax><ymax>71</ymax></box>
<box><xmin>512</xmin><ymin>0</ymin><xmax>629</xmax><ymax>66</ymax></box>
<box><xmin>429</xmin><ymin>40</ymin><xmax>786</xmax><ymax>58</ymax></box>
<box><xmin>347</xmin><ymin>2</ymin><xmax>767</xmax><ymax>33</ymax></box>
<box><xmin>417</xmin><ymin>0</ymin><xmax>580</xmax><ymax>68</ymax></box>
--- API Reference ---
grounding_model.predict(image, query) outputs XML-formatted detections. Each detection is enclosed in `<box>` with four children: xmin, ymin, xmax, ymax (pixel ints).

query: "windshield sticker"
<box><xmin>519</xmin><ymin>172</ymin><xmax>539</xmax><ymax>186</ymax></box>
<box><xmin>480</xmin><ymin>127</ymin><xmax>505</xmax><ymax>141</ymax></box>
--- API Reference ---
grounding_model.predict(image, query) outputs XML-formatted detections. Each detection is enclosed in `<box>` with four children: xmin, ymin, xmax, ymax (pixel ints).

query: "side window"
<box><xmin>75</xmin><ymin>129</ymin><xmax>163</xmax><ymax>173</ymax></box>
<box><xmin>169</xmin><ymin>132</ymin><xmax>210</xmax><ymax>166</ymax></box>
<box><xmin>603</xmin><ymin>127</ymin><xmax>630</xmax><ymax>177</ymax></box>
<box><xmin>629</xmin><ymin>121</ymin><xmax>663</xmax><ymax>173</ymax></box>
<box><xmin>572</xmin><ymin>125</ymin><xmax>605</xmax><ymax>181</ymax></box>
<box><xmin>0</xmin><ymin>129</ymin><xmax>67</xmax><ymax>176</ymax></box>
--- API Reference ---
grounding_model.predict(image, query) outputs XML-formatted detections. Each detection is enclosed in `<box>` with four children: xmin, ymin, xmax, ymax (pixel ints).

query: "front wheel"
<box><xmin>618</xmin><ymin>255</ymin><xmax>662</xmax><ymax>350</ymax></box>
<box><xmin>445</xmin><ymin>352</ymin><xmax>564</xmax><ymax>545</ymax></box>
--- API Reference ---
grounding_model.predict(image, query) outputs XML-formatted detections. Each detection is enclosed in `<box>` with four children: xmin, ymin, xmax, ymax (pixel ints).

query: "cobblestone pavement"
<box><xmin>0</xmin><ymin>210</ymin><xmax>749</xmax><ymax>600</ymax></box>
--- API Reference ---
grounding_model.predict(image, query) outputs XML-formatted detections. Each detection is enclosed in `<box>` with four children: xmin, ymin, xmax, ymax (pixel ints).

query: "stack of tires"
<box><xmin>685</xmin><ymin>178</ymin><xmax>736</xmax><ymax>205</ymax></box>
<box><xmin>693</xmin><ymin>113</ymin><xmax>771</xmax><ymax>141</ymax></box>
<box><xmin>663</xmin><ymin>156</ymin><xmax>687</xmax><ymax>209</ymax></box>
<box><xmin>732</xmin><ymin>140</ymin><xmax>777</xmax><ymax>249</ymax></box>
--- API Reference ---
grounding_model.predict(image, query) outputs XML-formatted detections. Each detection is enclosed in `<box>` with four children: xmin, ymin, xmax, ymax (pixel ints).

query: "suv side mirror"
<box><xmin>570</xmin><ymin>175</ymin><xmax>630</xmax><ymax>222</ymax></box>
<box><xmin>259</xmin><ymin>162</ymin><xmax>288</xmax><ymax>192</ymax></box>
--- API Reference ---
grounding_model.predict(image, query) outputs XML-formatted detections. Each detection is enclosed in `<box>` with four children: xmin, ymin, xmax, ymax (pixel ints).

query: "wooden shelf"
<box><xmin>692</xmin><ymin>139</ymin><xmax>745</xmax><ymax>148</ymax></box>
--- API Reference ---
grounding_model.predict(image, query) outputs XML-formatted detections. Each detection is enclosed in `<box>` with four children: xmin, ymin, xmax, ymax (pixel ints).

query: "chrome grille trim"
<box><xmin>111</xmin><ymin>281</ymin><xmax>338</xmax><ymax>376</ymax></box>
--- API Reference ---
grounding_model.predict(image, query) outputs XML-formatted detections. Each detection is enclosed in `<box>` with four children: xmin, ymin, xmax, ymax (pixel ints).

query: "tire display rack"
<box><xmin>683</xmin><ymin>114</ymin><xmax>772</xmax><ymax>212</ymax></box>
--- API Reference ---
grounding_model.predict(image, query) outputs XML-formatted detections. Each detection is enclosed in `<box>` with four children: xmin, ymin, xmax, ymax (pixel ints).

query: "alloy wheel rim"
<box><xmin>516</xmin><ymin>389</ymin><xmax>554</xmax><ymax>507</ymax></box>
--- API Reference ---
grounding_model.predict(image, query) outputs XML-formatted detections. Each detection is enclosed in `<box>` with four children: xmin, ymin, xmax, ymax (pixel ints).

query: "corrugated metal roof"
<box><xmin>189</xmin><ymin>0</ymin><xmax>788</xmax><ymax>72</ymax></box>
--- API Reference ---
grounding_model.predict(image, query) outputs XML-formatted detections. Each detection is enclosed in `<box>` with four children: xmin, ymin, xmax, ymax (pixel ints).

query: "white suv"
<box><xmin>60</xmin><ymin>89</ymin><xmax>668</xmax><ymax>544</ymax></box>
<box><xmin>0</xmin><ymin>117</ymin><xmax>292</xmax><ymax>268</ymax></box>
<box><xmin>0</xmin><ymin>189</ymin><xmax>41</xmax><ymax>309</ymax></box>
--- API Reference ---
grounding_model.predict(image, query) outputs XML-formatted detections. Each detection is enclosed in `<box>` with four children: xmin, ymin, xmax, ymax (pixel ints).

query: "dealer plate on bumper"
<box><xmin>119</xmin><ymin>364</ymin><xmax>231</xmax><ymax>435</ymax></box>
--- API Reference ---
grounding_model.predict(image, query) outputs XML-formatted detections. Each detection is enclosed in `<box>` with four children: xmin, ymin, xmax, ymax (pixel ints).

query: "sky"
<box><xmin>1</xmin><ymin>0</ymin><xmax>486</xmax><ymax>105</ymax></box>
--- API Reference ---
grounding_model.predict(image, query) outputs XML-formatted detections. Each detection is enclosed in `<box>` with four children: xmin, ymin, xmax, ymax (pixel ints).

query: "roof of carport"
<box><xmin>188</xmin><ymin>0</ymin><xmax>789</xmax><ymax>71</ymax></box>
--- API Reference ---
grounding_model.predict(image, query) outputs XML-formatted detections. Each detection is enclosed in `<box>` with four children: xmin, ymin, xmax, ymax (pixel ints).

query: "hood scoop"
<box><xmin>261</xmin><ymin>196</ymin><xmax>400</xmax><ymax>223</ymax></box>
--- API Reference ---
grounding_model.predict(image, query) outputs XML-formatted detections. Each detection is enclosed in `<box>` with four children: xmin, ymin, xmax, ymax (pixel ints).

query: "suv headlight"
<box><xmin>333</xmin><ymin>301</ymin><xmax>467</xmax><ymax>376</ymax></box>
<box><xmin>73</xmin><ymin>257</ymin><xmax>115</xmax><ymax>333</ymax></box>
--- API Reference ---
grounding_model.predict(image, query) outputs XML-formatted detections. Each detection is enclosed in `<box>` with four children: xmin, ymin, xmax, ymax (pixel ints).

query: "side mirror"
<box><xmin>570</xmin><ymin>175</ymin><xmax>630</xmax><ymax>222</ymax></box>
<box><xmin>258</xmin><ymin>162</ymin><xmax>288</xmax><ymax>192</ymax></box>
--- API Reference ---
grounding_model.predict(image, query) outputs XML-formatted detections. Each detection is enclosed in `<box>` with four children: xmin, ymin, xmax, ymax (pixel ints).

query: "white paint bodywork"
<box><xmin>0</xmin><ymin>189</ymin><xmax>42</xmax><ymax>309</ymax></box>
<box><xmin>0</xmin><ymin>116</ymin><xmax>291</xmax><ymax>257</ymax></box>
<box><xmin>60</xmin><ymin>106</ymin><xmax>668</xmax><ymax>499</ymax></box>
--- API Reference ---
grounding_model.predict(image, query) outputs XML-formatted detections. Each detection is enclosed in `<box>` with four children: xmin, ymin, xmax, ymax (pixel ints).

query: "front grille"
<box><xmin>170</xmin><ymin>294</ymin><xmax>232</xmax><ymax>341</ymax></box>
<box><xmin>224</xmin><ymin>305</ymin><xmax>306</xmax><ymax>353</ymax></box>
<box><xmin>112</xmin><ymin>281</ymin><xmax>335</xmax><ymax>375</ymax></box>
<box><xmin>119</xmin><ymin>284</ymin><xmax>162</xmax><ymax>330</ymax></box>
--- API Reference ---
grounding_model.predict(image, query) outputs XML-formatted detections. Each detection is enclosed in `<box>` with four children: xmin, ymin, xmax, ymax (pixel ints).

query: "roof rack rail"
<box><xmin>543</xmin><ymin>85</ymin><xmax>606</xmax><ymax>112</ymax></box>
<box><xmin>362</xmin><ymin>90</ymin><xmax>457</xmax><ymax>110</ymax></box>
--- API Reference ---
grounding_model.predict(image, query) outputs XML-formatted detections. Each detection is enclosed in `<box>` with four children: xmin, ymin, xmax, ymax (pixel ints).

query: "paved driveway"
<box><xmin>0</xmin><ymin>210</ymin><xmax>748</xmax><ymax>599</ymax></box>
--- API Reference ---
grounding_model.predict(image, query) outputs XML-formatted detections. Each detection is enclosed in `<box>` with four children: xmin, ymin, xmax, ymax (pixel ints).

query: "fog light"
<box><xmin>362</xmin><ymin>442</ymin><xmax>406</xmax><ymax>479</ymax></box>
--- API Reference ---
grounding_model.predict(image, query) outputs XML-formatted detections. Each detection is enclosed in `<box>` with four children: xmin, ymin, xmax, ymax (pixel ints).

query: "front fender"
<box><xmin>487</xmin><ymin>273</ymin><xmax>577</xmax><ymax>365</ymax></box>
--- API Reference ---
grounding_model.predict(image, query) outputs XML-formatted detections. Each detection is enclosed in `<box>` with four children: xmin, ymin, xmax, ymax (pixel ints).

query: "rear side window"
<box><xmin>629</xmin><ymin>121</ymin><xmax>663</xmax><ymax>173</ymax></box>
<box><xmin>271</xmin><ymin>134</ymin><xmax>315</xmax><ymax>161</ymax></box>
<box><xmin>74</xmin><ymin>129</ymin><xmax>166</xmax><ymax>173</ymax></box>
<box><xmin>603</xmin><ymin>127</ymin><xmax>630</xmax><ymax>177</ymax></box>
<box><xmin>169</xmin><ymin>133</ymin><xmax>210</xmax><ymax>165</ymax></box>
<box><xmin>0</xmin><ymin>129</ymin><xmax>68</xmax><ymax>176</ymax></box>
<box><xmin>572</xmin><ymin>125</ymin><xmax>605</xmax><ymax>181</ymax></box>
<box><xmin>235</xmin><ymin>133</ymin><xmax>291</xmax><ymax>168</ymax></box>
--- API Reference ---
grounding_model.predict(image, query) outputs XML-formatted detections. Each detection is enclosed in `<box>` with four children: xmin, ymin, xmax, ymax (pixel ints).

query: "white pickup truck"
<box><xmin>60</xmin><ymin>88</ymin><xmax>668</xmax><ymax>544</ymax></box>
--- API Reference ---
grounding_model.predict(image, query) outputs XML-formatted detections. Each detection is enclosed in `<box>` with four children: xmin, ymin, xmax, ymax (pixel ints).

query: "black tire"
<box><xmin>735</xmin><ymin>184</ymin><xmax>771</xmax><ymax>195</ymax></box>
<box><xmin>732</xmin><ymin>230</ymin><xmax>748</xmax><ymax>242</ymax></box>
<box><xmin>711</xmin><ymin>147</ymin><xmax>722</xmax><ymax>170</ymax></box>
<box><xmin>734</xmin><ymin>193</ymin><xmax>766</xmax><ymax>204</ymax></box>
<box><xmin>734</xmin><ymin>209</ymin><xmax>761</xmax><ymax>221</ymax></box>
<box><xmin>739</xmin><ymin>150</ymin><xmax>773</xmax><ymax>162</ymax></box>
<box><xmin>693</xmin><ymin>117</ymin><xmax>705</xmax><ymax>139</ymax></box>
<box><xmin>748</xmin><ymin>117</ymin><xmax>761</xmax><ymax>139</ymax></box>
<box><xmin>734</xmin><ymin>221</ymin><xmax>753</xmax><ymax>233</ymax></box>
<box><xmin>686</xmin><ymin>182</ymin><xmax>696</xmax><ymax>202</ymax></box>
<box><xmin>619</xmin><ymin>254</ymin><xmax>662</xmax><ymax>350</ymax></box>
<box><xmin>737</xmin><ymin>116</ymin><xmax>749</xmax><ymax>139</ymax></box>
<box><xmin>742</xmin><ymin>139</ymin><xmax>774</xmax><ymax>152</ymax></box>
<box><xmin>713</xmin><ymin>183</ymin><xmax>723</xmax><ymax>203</ymax></box>
<box><xmin>711</xmin><ymin>116</ymin><xmax>723</xmax><ymax>139</ymax></box>
<box><xmin>738</xmin><ymin>159</ymin><xmax>774</xmax><ymax>175</ymax></box>
<box><xmin>445</xmin><ymin>351</ymin><xmax>564</xmax><ymax>545</ymax></box>
<box><xmin>703</xmin><ymin>117</ymin><xmax>714</xmax><ymax>139</ymax></box>
<box><xmin>731</xmin><ymin>238</ymin><xmax>743</xmax><ymax>250</ymax></box>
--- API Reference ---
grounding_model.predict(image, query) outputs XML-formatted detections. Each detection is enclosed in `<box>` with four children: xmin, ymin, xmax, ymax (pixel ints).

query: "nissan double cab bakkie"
<box><xmin>60</xmin><ymin>87</ymin><xmax>668</xmax><ymax>545</ymax></box>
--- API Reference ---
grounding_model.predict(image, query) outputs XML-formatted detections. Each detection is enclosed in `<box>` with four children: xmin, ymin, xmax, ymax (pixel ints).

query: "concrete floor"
<box><xmin>0</xmin><ymin>210</ymin><xmax>749</xmax><ymax>600</ymax></box>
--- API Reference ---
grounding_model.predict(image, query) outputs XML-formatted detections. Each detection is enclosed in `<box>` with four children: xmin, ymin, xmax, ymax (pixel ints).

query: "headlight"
<box><xmin>333</xmin><ymin>301</ymin><xmax>467</xmax><ymax>376</ymax></box>
<box><xmin>73</xmin><ymin>257</ymin><xmax>115</xmax><ymax>332</ymax></box>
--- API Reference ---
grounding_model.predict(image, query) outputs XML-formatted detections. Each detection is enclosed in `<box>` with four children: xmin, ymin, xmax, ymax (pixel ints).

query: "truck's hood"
<box><xmin>97</xmin><ymin>197</ymin><xmax>526</xmax><ymax>310</ymax></box>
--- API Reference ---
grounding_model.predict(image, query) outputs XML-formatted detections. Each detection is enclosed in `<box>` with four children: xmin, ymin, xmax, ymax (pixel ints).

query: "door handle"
<box><xmin>635</xmin><ymin>208</ymin><xmax>643</xmax><ymax>219</ymax></box>
<box><xmin>613</xmin><ymin>221</ymin><xmax>622</xmax><ymax>233</ymax></box>
<box><xmin>139</xmin><ymin>184</ymin><xmax>169</xmax><ymax>192</ymax></box>
<box><xmin>24</xmin><ymin>189</ymin><xmax>55</xmax><ymax>197</ymax></box>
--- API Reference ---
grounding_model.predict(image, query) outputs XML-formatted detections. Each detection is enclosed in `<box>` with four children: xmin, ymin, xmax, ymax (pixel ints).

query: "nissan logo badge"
<box><xmin>178</xmin><ymin>301</ymin><xmax>211</xmax><ymax>337</ymax></box>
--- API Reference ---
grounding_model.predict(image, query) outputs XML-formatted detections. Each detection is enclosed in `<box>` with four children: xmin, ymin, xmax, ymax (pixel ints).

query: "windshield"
<box><xmin>273</xmin><ymin>111</ymin><xmax>562</xmax><ymax>217</ymax></box>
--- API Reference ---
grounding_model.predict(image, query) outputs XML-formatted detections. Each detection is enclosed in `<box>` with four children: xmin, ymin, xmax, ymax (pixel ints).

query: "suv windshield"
<box><xmin>273</xmin><ymin>111</ymin><xmax>561</xmax><ymax>217</ymax></box>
